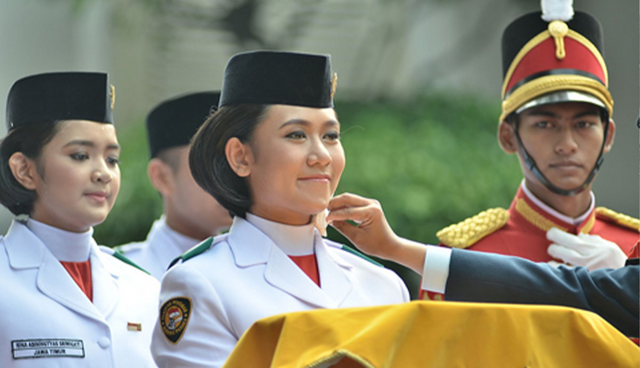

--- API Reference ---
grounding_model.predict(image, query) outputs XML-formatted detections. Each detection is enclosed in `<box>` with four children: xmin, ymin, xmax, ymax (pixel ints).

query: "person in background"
<box><xmin>116</xmin><ymin>92</ymin><xmax>232</xmax><ymax>280</ymax></box>
<box><xmin>0</xmin><ymin>72</ymin><xmax>159</xmax><ymax>367</ymax></box>
<box><xmin>151</xmin><ymin>51</ymin><xmax>409</xmax><ymax>367</ymax></box>
<box><xmin>435</xmin><ymin>2</ymin><xmax>637</xmax><ymax>272</ymax></box>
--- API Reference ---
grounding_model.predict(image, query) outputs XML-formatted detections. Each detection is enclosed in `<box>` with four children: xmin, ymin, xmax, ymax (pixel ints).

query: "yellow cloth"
<box><xmin>223</xmin><ymin>301</ymin><xmax>639</xmax><ymax>368</ymax></box>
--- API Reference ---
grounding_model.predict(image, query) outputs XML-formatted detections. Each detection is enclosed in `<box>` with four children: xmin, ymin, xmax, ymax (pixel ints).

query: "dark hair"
<box><xmin>189</xmin><ymin>104</ymin><xmax>269</xmax><ymax>218</ymax></box>
<box><xmin>0</xmin><ymin>121</ymin><xmax>62</xmax><ymax>215</ymax></box>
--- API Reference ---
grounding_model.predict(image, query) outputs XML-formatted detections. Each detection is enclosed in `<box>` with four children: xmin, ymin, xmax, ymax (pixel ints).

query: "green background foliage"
<box><xmin>94</xmin><ymin>93</ymin><xmax>523</xmax><ymax>297</ymax></box>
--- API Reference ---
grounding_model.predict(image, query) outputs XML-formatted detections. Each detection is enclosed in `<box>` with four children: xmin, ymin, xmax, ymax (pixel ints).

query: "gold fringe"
<box><xmin>596</xmin><ymin>207</ymin><xmax>640</xmax><ymax>231</ymax></box>
<box><xmin>437</xmin><ymin>208</ymin><xmax>509</xmax><ymax>249</ymax></box>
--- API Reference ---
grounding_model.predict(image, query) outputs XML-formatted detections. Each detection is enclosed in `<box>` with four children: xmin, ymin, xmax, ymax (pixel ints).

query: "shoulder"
<box><xmin>325</xmin><ymin>240</ymin><xmax>384</xmax><ymax>267</ymax></box>
<box><xmin>113</xmin><ymin>240</ymin><xmax>148</xmax><ymax>256</ymax></box>
<box><xmin>168</xmin><ymin>234</ymin><xmax>229</xmax><ymax>268</ymax></box>
<box><xmin>437</xmin><ymin>208</ymin><xmax>510</xmax><ymax>249</ymax></box>
<box><xmin>595</xmin><ymin>207</ymin><xmax>639</xmax><ymax>231</ymax></box>
<box><xmin>99</xmin><ymin>245</ymin><xmax>154</xmax><ymax>278</ymax></box>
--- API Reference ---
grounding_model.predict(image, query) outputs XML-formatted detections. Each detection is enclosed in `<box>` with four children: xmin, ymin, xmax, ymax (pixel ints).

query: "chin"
<box><xmin>550</xmin><ymin>180</ymin><xmax>588</xmax><ymax>192</ymax></box>
<box><xmin>84</xmin><ymin>212</ymin><xmax>109</xmax><ymax>227</ymax></box>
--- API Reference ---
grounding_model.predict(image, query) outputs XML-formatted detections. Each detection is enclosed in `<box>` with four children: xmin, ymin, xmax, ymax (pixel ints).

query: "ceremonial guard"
<box><xmin>151</xmin><ymin>51</ymin><xmax>409</xmax><ymax>367</ymax></box>
<box><xmin>115</xmin><ymin>92</ymin><xmax>232</xmax><ymax>280</ymax></box>
<box><xmin>436</xmin><ymin>2</ymin><xmax>638</xmax><ymax>270</ymax></box>
<box><xmin>0</xmin><ymin>72</ymin><xmax>159</xmax><ymax>367</ymax></box>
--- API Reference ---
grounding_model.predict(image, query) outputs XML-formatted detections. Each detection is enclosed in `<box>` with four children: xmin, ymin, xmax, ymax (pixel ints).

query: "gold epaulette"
<box><xmin>437</xmin><ymin>208</ymin><xmax>509</xmax><ymax>249</ymax></box>
<box><xmin>595</xmin><ymin>207</ymin><xmax>640</xmax><ymax>231</ymax></box>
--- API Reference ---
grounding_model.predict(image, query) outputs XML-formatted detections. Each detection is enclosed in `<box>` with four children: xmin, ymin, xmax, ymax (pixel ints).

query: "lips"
<box><xmin>549</xmin><ymin>161</ymin><xmax>582</xmax><ymax>169</ymax></box>
<box><xmin>299</xmin><ymin>174</ymin><xmax>331</xmax><ymax>182</ymax></box>
<box><xmin>85</xmin><ymin>191</ymin><xmax>108</xmax><ymax>202</ymax></box>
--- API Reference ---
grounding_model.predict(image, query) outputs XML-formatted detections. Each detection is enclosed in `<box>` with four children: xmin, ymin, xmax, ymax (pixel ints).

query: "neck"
<box><xmin>164</xmin><ymin>211</ymin><xmax>212</xmax><ymax>241</ymax></box>
<box><xmin>523</xmin><ymin>178</ymin><xmax>592</xmax><ymax>218</ymax></box>
<box><xmin>27</xmin><ymin>218</ymin><xmax>93</xmax><ymax>262</ymax></box>
<box><xmin>245</xmin><ymin>213</ymin><xmax>315</xmax><ymax>256</ymax></box>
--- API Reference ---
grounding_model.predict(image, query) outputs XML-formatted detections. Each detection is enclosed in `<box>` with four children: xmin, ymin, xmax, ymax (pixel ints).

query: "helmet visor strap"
<box><xmin>512</xmin><ymin>116</ymin><xmax>609</xmax><ymax>196</ymax></box>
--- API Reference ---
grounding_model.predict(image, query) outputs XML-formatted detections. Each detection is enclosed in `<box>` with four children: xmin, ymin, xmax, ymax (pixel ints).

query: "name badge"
<box><xmin>12</xmin><ymin>339</ymin><xmax>85</xmax><ymax>359</ymax></box>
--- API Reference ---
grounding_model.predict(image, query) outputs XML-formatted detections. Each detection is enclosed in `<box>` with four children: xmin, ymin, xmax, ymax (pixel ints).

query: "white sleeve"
<box><xmin>152</xmin><ymin>264</ymin><xmax>237</xmax><ymax>368</ymax></box>
<box><xmin>420</xmin><ymin>246</ymin><xmax>452</xmax><ymax>294</ymax></box>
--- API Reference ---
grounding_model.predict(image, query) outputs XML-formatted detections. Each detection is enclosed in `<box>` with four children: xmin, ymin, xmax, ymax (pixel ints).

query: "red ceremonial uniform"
<box><xmin>438</xmin><ymin>185</ymin><xmax>639</xmax><ymax>262</ymax></box>
<box><xmin>421</xmin><ymin>186</ymin><xmax>639</xmax><ymax>301</ymax></box>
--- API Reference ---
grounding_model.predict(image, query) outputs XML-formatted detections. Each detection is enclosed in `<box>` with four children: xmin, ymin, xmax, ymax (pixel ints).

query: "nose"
<box><xmin>91</xmin><ymin>163</ymin><xmax>113</xmax><ymax>184</ymax></box>
<box><xmin>307</xmin><ymin>139</ymin><xmax>332</xmax><ymax>167</ymax></box>
<box><xmin>554</xmin><ymin>126</ymin><xmax>578</xmax><ymax>155</ymax></box>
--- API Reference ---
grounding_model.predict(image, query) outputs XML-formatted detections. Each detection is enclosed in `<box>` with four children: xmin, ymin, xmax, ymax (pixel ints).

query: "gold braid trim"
<box><xmin>437</xmin><ymin>208</ymin><xmax>509</xmax><ymax>249</ymax></box>
<box><xmin>580</xmin><ymin>213</ymin><xmax>596</xmax><ymax>234</ymax></box>
<box><xmin>595</xmin><ymin>207</ymin><xmax>640</xmax><ymax>231</ymax></box>
<box><xmin>514</xmin><ymin>199</ymin><xmax>568</xmax><ymax>233</ymax></box>
<box><xmin>109</xmin><ymin>84</ymin><xmax>116</xmax><ymax>110</ymax></box>
<box><xmin>500</xmin><ymin>75</ymin><xmax>613</xmax><ymax>122</ymax></box>
<box><xmin>501</xmin><ymin>29</ymin><xmax>608</xmax><ymax>98</ymax></box>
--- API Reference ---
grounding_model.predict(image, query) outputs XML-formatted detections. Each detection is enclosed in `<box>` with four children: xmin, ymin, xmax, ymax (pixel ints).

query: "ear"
<box><xmin>147</xmin><ymin>158</ymin><xmax>174</xmax><ymax>196</ymax></box>
<box><xmin>602</xmin><ymin>119</ymin><xmax>616</xmax><ymax>154</ymax></box>
<box><xmin>498</xmin><ymin>121</ymin><xmax>519</xmax><ymax>154</ymax></box>
<box><xmin>8</xmin><ymin>152</ymin><xmax>38</xmax><ymax>190</ymax></box>
<box><xmin>225</xmin><ymin>137</ymin><xmax>253</xmax><ymax>177</ymax></box>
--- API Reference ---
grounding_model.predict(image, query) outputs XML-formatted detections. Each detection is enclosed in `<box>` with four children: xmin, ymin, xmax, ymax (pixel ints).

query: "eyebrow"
<box><xmin>64</xmin><ymin>140</ymin><xmax>121</xmax><ymax>150</ymax></box>
<box><xmin>279</xmin><ymin>119</ymin><xmax>340</xmax><ymax>129</ymax></box>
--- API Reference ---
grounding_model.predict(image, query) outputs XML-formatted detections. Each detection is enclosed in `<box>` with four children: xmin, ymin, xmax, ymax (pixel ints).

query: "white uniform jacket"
<box><xmin>151</xmin><ymin>217</ymin><xmax>410</xmax><ymax>368</ymax></box>
<box><xmin>0</xmin><ymin>220</ymin><xmax>160</xmax><ymax>367</ymax></box>
<box><xmin>116</xmin><ymin>217</ymin><xmax>191</xmax><ymax>280</ymax></box>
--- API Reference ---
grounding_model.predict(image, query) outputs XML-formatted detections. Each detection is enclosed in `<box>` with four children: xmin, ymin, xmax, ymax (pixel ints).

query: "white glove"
<box><xmin>546</xmin><ymin>227</ymin><xmax>627</xmax><ymax>271</ymax></box>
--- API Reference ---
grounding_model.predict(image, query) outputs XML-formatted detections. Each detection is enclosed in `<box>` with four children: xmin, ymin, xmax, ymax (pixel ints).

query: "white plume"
<box><xmin>541</xmin><ymin>0</ymin><xmax>574</xmax><ymax>22</ymax></box>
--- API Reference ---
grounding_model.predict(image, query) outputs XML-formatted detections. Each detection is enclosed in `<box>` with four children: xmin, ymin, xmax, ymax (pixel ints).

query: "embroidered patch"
<box><xmin>160</xmin><ymin>298</ymin><xmax>191</xmax><ymax>344</ymax></box>
<box><xmin>12</xmin><ymin>339</ymin><xmax>84</xmax><ymax>359</ymax></box>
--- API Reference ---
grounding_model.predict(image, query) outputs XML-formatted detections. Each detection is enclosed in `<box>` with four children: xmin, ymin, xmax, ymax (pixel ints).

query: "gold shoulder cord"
<box><xmin>437</xmin><ymin>208</ymin><xmax>509</xmax><ymax>248</ymax></box>
<box><xmin>596</xmin><ymin>207</ymin><xmax>640</xmax><ymax>231</ymax></box>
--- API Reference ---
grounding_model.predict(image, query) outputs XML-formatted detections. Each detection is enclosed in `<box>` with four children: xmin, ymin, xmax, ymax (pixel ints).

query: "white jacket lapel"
<box><xmin>228</xmin><ymin>217</ymin><xmax>336</xmax><ymax>309</ymax></box>
<box><xmin>315</xmin><ymin>235</ymin><xmax>353</xmax><ymax>306</ymax></box>
<box><xmin>37</xmin><ymin>255</ymin><xmax>103</xmax><ymax>322</ymax></box>
<box><xmin>91</xmin><ymin>245</ymin><xmax>120</xmax><ymax>318</ymax></box>
<box><xmin>4</xmin><ymin>221</ymin><xmax>108</xmax><ymax>323</ymax></box>
<box><xmin>263</xmin><ymin>246</ymin><xmax>335</xmax><ymax>308</ymax></box>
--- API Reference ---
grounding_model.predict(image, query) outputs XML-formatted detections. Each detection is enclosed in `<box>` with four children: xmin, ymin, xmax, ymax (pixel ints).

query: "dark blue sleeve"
<box><xmin>445</xmin><ymin>249</ymin><xmax>639</xmax><ymax>337</ymax></box>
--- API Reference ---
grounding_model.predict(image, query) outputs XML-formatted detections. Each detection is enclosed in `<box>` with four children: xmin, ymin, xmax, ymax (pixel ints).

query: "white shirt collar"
<box><xmin>245</xmin><ymin>213</ymin><xmax>315</xmax><ymax>256</ymax></box>
<box><xmin>26</xmin><ymin>218</ymin><xmax>93</xmax><ymax>262</ymax></box>
<box><xmin>156</xmin><ymin>215</ymin><xmax>201</xmax><ymax>254</ymax></box>
<box><xmin>521</xmin><ymin>181</ymin><xmax>594</xmax><ymax>225</ymax></box>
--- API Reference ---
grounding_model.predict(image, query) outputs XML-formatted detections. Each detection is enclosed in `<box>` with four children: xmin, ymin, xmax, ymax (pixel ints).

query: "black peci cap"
<box><xmin>6</xmin><ymin>72</ymin><xmax>115</xmax><ymax>131</ymax></box>
<box><xmin>219</xmin><ymin>50</ymin><xmax>337</xmax><ymax>108</ymax></box>
<box><xmin>146</xmin><ymin>91</ymin><xmax>220</xmax><ymax>158</ymax></box>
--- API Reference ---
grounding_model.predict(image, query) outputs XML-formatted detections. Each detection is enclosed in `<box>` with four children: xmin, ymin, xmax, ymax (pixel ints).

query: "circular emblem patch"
<box><xmin>160</xmin><ymin>297</ymin><xmax>191</xmax><ymax>344</ymax></box>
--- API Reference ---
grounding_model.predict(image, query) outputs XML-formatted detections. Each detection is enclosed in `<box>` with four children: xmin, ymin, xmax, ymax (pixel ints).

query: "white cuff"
<box><xmin>421</xmin><ymin>246</ymin><xmax>452</xmax><ymax>293</ymax></box>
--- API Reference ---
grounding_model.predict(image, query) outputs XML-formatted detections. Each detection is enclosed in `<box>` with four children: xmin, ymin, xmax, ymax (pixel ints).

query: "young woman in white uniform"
<box><xmin>0</xmin><ymin>72</ymin><xmax>160</xmax><ymax>367</ymax></box>
<box><xmin>151</xmin><ymin>51</ymin><xmax>410</xmax><ymax>367</ymax></box>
